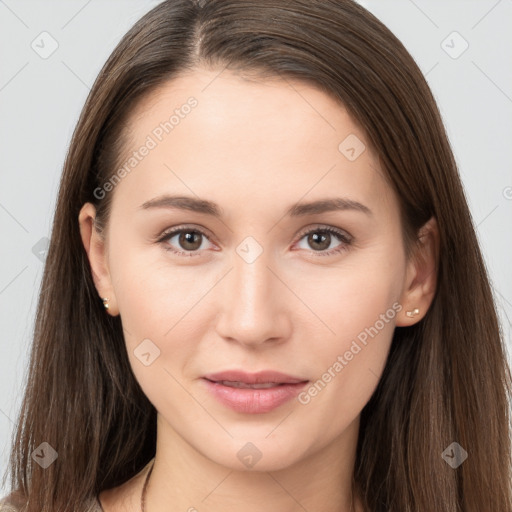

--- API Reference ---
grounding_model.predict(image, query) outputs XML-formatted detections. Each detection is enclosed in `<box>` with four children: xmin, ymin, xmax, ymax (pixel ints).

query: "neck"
<box><xmin>144</xmin><ymin>413</ymin><xmax>361</xmax><ymax>512</ymax></box>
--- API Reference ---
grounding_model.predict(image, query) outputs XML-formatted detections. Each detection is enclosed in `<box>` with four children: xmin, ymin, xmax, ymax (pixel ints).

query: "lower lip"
<box><xmin>202</xmin><ymin>378</ymin><xmax>309</xmax><ymax>414</ymax></box>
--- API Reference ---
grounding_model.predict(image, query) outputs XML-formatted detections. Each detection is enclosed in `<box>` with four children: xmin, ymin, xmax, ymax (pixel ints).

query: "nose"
<box><xmin>214</xmin><ymin>248</ymin><xmax>292</xmax><ymax>347</ymax></box>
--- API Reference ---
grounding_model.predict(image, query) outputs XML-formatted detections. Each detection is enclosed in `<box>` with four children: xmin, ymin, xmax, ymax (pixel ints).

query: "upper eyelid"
<box><xmin>159</xmin><ymin>224</ymin><xmax>215</xmax><ymax>240</ymax></box>
<box><xmin>296</xmin><ymin>224</ymin><xmax>352</xmax><ymax>240</ymax></box>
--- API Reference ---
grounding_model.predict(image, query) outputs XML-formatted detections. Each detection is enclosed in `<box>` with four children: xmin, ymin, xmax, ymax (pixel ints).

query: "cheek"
<box><xmin>295</xmin><ymin>238</ymin><xmax>405</xmax><ymax>342</ymax></box>
<box><xmin>109</xmin><ymin>233</ymin><xmax>203</xmax><ymax>332</ymax></box>
<box><xmin>107</xmin><ymin>240</ymin><xmax>218</xmax><ymax>392</ymax></box>
<box><xmin>293</xmin><ymin>241</ymin><xmax>404</xmax><ymax>415</ymax></box>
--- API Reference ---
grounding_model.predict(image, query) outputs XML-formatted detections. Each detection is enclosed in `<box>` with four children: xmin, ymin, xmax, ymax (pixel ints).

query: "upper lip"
<box><xmin>203</xmin><ymin>370</ymin><xmax>308</xmax><ymax>385</ymax></box>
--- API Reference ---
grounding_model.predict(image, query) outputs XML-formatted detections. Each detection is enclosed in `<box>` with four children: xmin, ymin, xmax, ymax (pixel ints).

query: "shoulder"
<box><xmin>0</xmin><ymin>491</ymin><xmax>25</xmax><ymax>511</ymax></box>
<box><xmin>0</xmin><ymin>492</ymin><xmax>103</xmax><ymax>512</ymax></box>
<box><xmin>88</xmin><ymin>495</ymin><xmax>104</xmax><ymax>512</ymax></box>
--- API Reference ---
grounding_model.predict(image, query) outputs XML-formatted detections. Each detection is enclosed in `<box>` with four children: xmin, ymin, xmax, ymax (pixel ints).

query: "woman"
<box><xmin>1</xmin><ymin>0</ymin><xmax>511</xmax><ymax>511</ymax></box>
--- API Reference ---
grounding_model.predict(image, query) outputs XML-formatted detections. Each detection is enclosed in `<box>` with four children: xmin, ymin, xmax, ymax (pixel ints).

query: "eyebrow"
<box><xmin>139</xmin><ymin>195</ymin><xmax>373</xmax><ymax>217</ymax></box>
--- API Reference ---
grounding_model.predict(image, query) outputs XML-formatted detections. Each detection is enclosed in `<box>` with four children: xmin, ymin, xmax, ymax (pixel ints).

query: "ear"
<box><xmin>78</xmin><ymin>203</ymin><xmax>119</xmax><ymax>316</ymax></box>
<box><xmin>396</xmin><ymin>216</ymin><xmax>439</xmax><ymax>326</ymax></box>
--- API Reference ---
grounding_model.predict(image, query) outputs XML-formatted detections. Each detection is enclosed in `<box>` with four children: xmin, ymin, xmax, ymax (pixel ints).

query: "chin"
<box><xmin>197</xmin><ymin>434</ymin><xmax>310</xmax><ymax>472</ymax></box>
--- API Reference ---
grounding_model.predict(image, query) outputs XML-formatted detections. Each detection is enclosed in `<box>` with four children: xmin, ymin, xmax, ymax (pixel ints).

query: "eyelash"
<box><xmin>156</xmin><ymin>224</ymin><xmax>353</xmax><ymax>258</ymax></box>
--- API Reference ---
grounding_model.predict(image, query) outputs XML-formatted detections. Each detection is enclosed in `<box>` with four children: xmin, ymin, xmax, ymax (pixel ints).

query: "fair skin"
<box><xmin>79</xmin><ymin>67</ymin><xmax>438</xmax><ymax>512</ymax></box>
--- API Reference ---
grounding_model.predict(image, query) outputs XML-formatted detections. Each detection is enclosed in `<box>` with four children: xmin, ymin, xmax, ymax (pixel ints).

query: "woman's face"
<box><xmin>82</xmin><ymin>67</ymin><xmax>420</xmax><ymax>471</ymax></box>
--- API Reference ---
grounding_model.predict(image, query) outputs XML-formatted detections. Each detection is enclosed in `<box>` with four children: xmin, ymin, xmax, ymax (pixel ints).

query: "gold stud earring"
<box><xmin>406</xmin><ymin>308</ymin><xmax>419</xmax><ymax>318</ymax></box>
<box><xmin>102</xmin><ymin>298</ymin><xmax>109</xmax><ymax>310</ymax></box>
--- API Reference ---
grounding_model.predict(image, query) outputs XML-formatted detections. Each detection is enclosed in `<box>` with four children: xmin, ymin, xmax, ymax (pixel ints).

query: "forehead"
<box><xmin>110</xmin><ymin>67</ymin><xmax>396</xmax><ymax>218</ymax></box>
<box><xmin>127</xmin><ymin>67</ymin><xmax>362</xmax><ymax>147</ymax></box>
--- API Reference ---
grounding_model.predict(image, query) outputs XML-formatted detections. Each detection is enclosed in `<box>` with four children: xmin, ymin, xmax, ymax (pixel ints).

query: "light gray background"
<box><xmin>1</xmin><ymin>0</ymin><xmax>511</xmax><ymax>495</ymax></box>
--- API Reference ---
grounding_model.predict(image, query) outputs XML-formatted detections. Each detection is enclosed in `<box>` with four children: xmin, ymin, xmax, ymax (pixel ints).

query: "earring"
<box><xmin>102</xmin><ymin>298</ymin><xmax>109</xmax><ymax>310</ymax></box>
<box><xmin>406</xmin><ymin>308</ymin><xmax>420</xmax><ymax>318</ymax></box>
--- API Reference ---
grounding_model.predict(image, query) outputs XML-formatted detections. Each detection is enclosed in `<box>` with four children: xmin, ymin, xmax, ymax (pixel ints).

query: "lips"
<box><xmin>202</xmin><ymin>369</ymin><xmax>307</xmax><ymax>385</ymax></box>
<box><xmin>201</xmin><ymin>370</ymin><xmax>309</xmax><ymax>414</ymax></box>
<box><xmin>216</xmin><ymin>381</ymin><xmax>284</xmax><ymax>389</ymax></box>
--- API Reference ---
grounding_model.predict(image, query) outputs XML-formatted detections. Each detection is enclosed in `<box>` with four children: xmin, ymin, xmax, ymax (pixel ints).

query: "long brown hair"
<box><xmin>4</xmin><ymin>1</ymin><xmax>511</xmax><ymax>511</ymax></box>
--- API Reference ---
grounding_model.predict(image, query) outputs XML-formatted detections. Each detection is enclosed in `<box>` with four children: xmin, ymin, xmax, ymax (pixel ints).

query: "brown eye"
<box><xmin>307</xmin><ymin>231</ymin><xmax>332</xmax><ymax>251</ymax></box>
<box><xmin>295</xmin><ymin>226</ymin><xmax>352</xmax><ymax>256</ymax></box>
<box><xmin>158</xmin><ymin>227</ymin><xmax>213</xmax><ymax>256</ymax></box>
<box><xmin>178</xmin><ymin>231</ymin><xmax>203</xmax><ymax>251</ymax></box>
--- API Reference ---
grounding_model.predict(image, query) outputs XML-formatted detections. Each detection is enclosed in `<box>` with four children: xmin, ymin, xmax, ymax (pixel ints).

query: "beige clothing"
<box><xmin>0</xmin><ymin>492</ymin><xmax>103</xmax><ymax>511</ymax></box>
<box><xmin>1</xmin><ymin>458</ymin><xmax>154</xmax><ymax>511</ymax></box>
